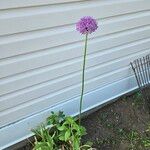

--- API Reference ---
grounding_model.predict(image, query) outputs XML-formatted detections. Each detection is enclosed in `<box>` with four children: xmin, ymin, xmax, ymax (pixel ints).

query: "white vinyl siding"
<box><xmin>0</xmin><ymin>0</ymin><xmax>150</xmax><ymax>149</ymax></box>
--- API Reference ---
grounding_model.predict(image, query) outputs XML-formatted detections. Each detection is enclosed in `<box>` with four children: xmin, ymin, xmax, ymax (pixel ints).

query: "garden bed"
<box><xmin>82</xmin><ymin>92</ymin><xmax>150</xmax><ymax>150</ymax></box>
<box><xmin>7</xmin><ymin>91</ymin><xmax>150</xmax><ymax>150</ymax></box>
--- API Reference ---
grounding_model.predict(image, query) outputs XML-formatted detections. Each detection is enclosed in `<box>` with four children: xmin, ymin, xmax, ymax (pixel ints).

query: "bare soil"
<box><xmin>82</xmin><ymin>92</ymin><xmax>150</xmax><ymax>150</ymax></box>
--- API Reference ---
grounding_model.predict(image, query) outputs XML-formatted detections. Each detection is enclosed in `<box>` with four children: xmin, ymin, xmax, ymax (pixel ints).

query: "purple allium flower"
<box><xmin>76</xmin><ymin>16</ymin><xmax>98</xmax><ymax>34</ymax></box>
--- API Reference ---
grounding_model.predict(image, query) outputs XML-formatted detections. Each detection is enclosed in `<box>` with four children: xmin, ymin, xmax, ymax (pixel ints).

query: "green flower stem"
<box><xmin>79</xmin><ymin>33</ymin><xmax>88</xmax><ymax>125</ymax></box>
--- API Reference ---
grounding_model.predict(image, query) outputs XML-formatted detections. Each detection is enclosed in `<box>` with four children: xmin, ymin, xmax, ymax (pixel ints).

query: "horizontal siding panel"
<box><xmin>0</xmin><ymin>44</ymin><xmax>149</xmax><ymax>127</ymax></box>
<box><xmin>0</xmin><ymin>15</ymin><xmax>150</xmax><ymax>79</ymax></box>
<box><xmin>0</xmin><ymin>0</ymin><xmax>84</xmax><ymax>10</ymax></box>
<box><xmin>0</xmin><ymin>38</ymin><xmax>150</xmax><ymax>97</ymax></box>
<box><xmin>0</xmin><ymin>0</ymin><xmax>150</xmax><ymax>36</ymax></box>
<box><xmin>1</xmin><ymin>29</ymin><xmax>150</xmax><ymax>81</ymax></box>
<box><xmin>0</xmin><ymin>49</ymin><xmax>150</xmax><ymax>112</ymax></box>
<box><xmin>0</xmin><ymin>12</ymin><xmax>150</xmax><ymax>59</ymax></box>
<box><xmin>0</xmin><ymin>26</ymin><xmax>149</xmax><ymax>89</ymax></box>
<box><xmin>0</xmin><ymin>66</ymin><xmax>136</xmax><ymax>127</ymax></box>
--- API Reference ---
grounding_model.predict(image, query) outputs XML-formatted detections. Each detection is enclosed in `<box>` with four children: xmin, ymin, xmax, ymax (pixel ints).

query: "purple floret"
<box><xmin>76</xmin><ymin>16</ymin><xmax>98</xmax><ymax>34</ymax></box>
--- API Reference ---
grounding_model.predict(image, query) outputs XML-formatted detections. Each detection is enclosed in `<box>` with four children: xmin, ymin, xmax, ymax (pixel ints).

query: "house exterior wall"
<box><xmin>0</xmin><ymin>0</ymin><xmax>150</xmax><ymax>148</ymax></box>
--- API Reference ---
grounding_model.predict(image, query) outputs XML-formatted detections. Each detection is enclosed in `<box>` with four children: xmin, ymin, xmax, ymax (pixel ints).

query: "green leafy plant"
<box><xmin>33</xmin><ymin>125</ymin><xmax>55</xmax><ymax>150</ymax></box>
<box><xmin>33</xmin><ymin>111</ymin><xmax>92</xmax><ymax>150</ymax></box>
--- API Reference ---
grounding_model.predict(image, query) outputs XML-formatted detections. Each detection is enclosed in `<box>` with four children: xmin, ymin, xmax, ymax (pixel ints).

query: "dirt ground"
<box><xmin>6</xmin><ymin>91</ymin><xmax>150</xmax><ymax>150</ymax></box>
<box><xmin>82</xmin><ymin>92</ymin><xmax>150</xmax><ymax>150</ymax></box>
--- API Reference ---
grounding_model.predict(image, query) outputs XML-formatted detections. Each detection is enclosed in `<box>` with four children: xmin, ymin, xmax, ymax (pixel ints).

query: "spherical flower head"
<box><xmin>76</xmin><ymin>16</ymin><xmax>98</xmax><ymax>34</ymax></box>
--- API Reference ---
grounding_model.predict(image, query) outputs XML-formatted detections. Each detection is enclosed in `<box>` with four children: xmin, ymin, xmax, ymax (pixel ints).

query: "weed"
<box><xmin>33</xmin><ymin>112</ymin><xmax>92</xmax><ymax>150</ymax></box>
<box><xmin>132</xmin><ymin>92</ymin><xmax>143</xmax><ymax>108</ymax></box>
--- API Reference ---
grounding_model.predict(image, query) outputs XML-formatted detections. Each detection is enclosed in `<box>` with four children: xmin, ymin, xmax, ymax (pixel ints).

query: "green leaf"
<box><xmin>73</xmin><ymin>137</ymin><xmax>80</xmax><ymax>150</ymax></box>
<box><xmin>33</xmin><ymin>141</ymin><xmax>53</xmax><ymax>150</ymax></box>
<box><xmin>47</xmin><ymin>111</ymin><xmax>66</xmax><ymax>125</ymax></box>
<box><xmin>59</xmin><ymin>135</ymin><xmax>65</xmax><ymax>141</ymax></box>
<box><xmin>57</xmin><ymin>125</ymin><xmax>66</xmax><ymax>131</ymax></box>
<box><xmin>80</xmin><ymin>126</ymin><xmax>86</xmax><ymax>136</ymax></box>
<box><xmin>65</xmin><ymin>130</ymin><xmax>71</xmax><ymax>141</ymax></box>
<box><xmin>66</xmin><ymin>116</ymin><xmax>74</xmax><ymax>124</ymax></box>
